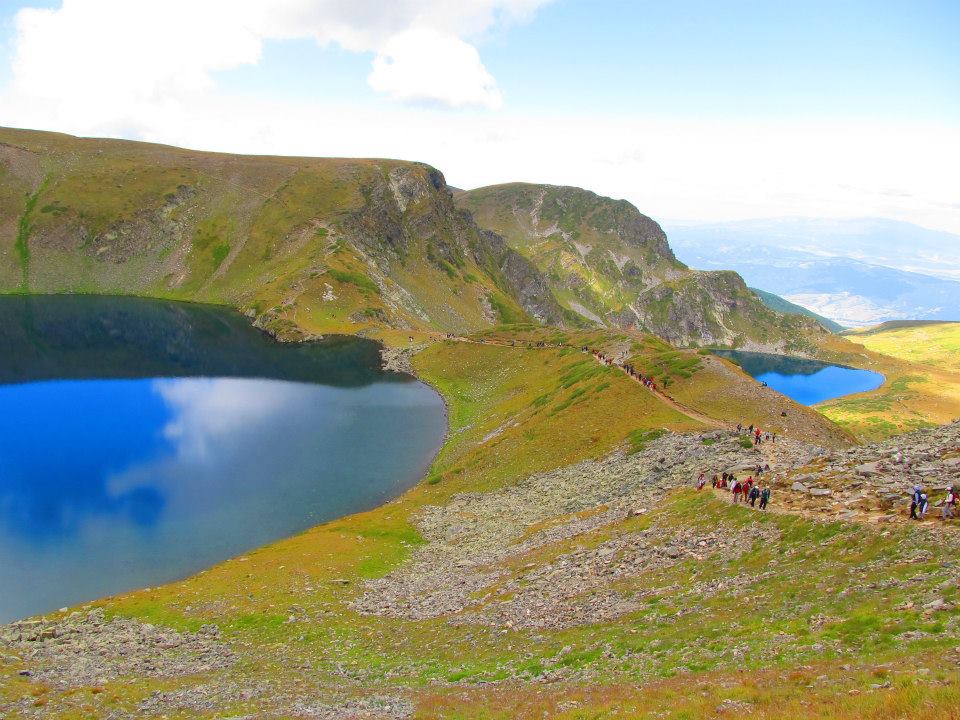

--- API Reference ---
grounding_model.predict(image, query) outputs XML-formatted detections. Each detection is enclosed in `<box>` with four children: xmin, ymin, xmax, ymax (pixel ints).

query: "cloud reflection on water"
<box><xmin>0</xmin><ymin>374</ymin><xmax>445</xmax><ymax>623</ymax></box>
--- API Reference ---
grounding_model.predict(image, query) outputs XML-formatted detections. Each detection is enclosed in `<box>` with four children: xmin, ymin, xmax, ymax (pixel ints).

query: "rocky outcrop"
<box><xmin>474</xmin><ymin>228</ymin><xmax>565</xmax><ymax>324</ymax></box>
<box><xmin>458</xmin><ymin>183</ymin><xmax>827</xmax><ymax>349</ymax></box>
<box><xmin>771</xmin><ymin>420</ymin><xmax>960</xmax><ymax>520</ymax></box>
<box><xmin>624</xmin><ymin>270</ymin><xmax>828</xmax><ymax>351</ymax></box>
<box><xmin>0</xmin><ymin>609</ymin><xmax>233</xmax><ymax>689</ymax></box>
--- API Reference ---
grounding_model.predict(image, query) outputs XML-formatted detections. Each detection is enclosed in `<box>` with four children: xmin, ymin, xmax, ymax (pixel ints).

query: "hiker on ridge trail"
<box><xmin>943</xmin><ymin>487</ymin><xmax>956</xmax><ymax>520</ymax></box>
<box><xmin>754</xmin><ymin>428</ymin><xmax>762</xmax><ymax>445</ymax></box>
<box><xmin>732</xmin><ymin>478</ymin><xmax>743</xmax><ymax>504</ymax></box>
<box><xmin>919</xmin><ymin>491</ymin><xmax>930</xmax><ymax>519</ymax></box>
<box><xmin>749</xmin><ymin>484</ymin><xmax>760</xmax><ymax>507</ymax></box>
<box><xmin>697</xmin><ymin>472</ymin><xmax>706</xmax><ymax>491</ymax></box>
<box><xmin>759</xmin><ymin>486</ymin><xmax>770</xmax><ymax>510</ymax></box>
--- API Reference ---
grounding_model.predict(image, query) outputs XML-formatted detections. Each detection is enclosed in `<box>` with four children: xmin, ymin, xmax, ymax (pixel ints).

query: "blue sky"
<box><xmin>115</xmin><ymin>0</ymin><xmax>960</xmax><ymax>121</ymax></box>
<box><xmin>0</xmin><ymin>0</ymin><xmax>958</xmax><ymax>230</ymax></box>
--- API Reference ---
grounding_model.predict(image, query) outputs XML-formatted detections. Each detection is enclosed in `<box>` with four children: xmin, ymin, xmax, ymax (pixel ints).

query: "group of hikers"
<box><xmin>697</xmin><ymin>466</ymin><xmax>773</xmax><ymax>509</ymax></box>
<box><xmin>736</xmin><ymin>423</ymin><xmax>776</xmax><ymax>445</ymax></box>
<box><xmin>911</xmin><ymin>484</ymin><xmax>959</xmax><ymax>521</ymax></box>
<box><xmin>585</xmin><ymin>348</ymin><xmax>659</xmax><ymax>391</ymax></box>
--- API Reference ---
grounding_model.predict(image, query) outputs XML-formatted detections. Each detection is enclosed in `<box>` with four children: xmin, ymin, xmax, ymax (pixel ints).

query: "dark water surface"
<box><xmin>713</xmin><ymin>350</ymin><xmax>885</xmax><ymax>405</ymax></box>
<box><xmin>0</xmin><ymin>296</ymin><xmax>446</xmax><ymax>623</ymax></box>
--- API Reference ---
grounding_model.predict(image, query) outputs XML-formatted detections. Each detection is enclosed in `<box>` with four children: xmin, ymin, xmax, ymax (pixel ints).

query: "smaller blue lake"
<box><xmin>713</xmin><ymin>351</ymin><xmax>885</xmax><ymax>406</ymax></box>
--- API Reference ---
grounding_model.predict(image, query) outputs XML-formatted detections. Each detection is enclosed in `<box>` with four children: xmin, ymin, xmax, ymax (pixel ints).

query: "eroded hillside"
<box><xmin>1</xmin><ymin>127</ymin><xmax>560</xmax><ymax>337</ymax></box>
<box><xmin>457</xmin><ymin>183</ymin><xmax>829</xmax><ymax>351</ymax></box>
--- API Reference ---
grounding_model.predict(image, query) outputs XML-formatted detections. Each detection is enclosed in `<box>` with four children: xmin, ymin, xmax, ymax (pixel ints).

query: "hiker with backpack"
<box><xmin>919</xmin><ymin>491</ymin><xmax>930</xmax><ymax>519</ymax></box>
<box><xmin>732</xmin><ymin>477</ymin><xmax>742</xmax><ymax>504</ymax></box>
<box><xmin>910</xmin><ymin>485</ymin><xmax>924</xmax><ymax>520</ymax></box>
<box><xmin>759</xmin><ymin>487</ymin><xmax>771</xmax><ymax>510</ymax></box>
<box><xmin>943</xmin><ymin>487</ymin><xmax>956</xmax><ymax>520</ymax></box>
<box><xmin>748</xmin><ymin>484</ymin><xmax>760</xmax><ymax>507</ymax></box>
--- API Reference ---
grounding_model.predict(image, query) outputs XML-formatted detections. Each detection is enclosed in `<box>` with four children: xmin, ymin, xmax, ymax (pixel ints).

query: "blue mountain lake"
<box><xmin>0</xmin><ymin>296</ymin><xmax>446</xmax><ymax>623</ymax></box>
<box><xmin>713</xmin><ymin>350</ymin><xmax>885</xmax><ymax>406</ymax></box>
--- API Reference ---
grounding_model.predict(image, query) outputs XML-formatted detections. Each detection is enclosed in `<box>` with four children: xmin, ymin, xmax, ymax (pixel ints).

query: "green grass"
<box><xmin>14</xmin><ymin>179</ymin><xmax>46</xmax><ymax>292</ymax></box>
<box><xmin>849</xmin><ymin>322</ymin><xmax>960</xmax><ymax>374</ymax></box>
<box><xmin>488</xmin><ymin>292</ymin><xmax>525</xmax><ymax>324</ymax></box>
<box><xmin>627</xmin><ymin>428</ymin><xmax>667</xmax><ymax>454</ymax></box>
<box><xmin>327</xmin><ymin>268</ymin><xmax>378</xmax><ymax>293</ymax></box>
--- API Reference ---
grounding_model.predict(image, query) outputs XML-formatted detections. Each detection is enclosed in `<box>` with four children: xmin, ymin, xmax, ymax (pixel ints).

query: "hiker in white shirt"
<box><xmin>943</xmin><ymin>487</ymin><xmax>957</xmax><ymax>520</ymax></box>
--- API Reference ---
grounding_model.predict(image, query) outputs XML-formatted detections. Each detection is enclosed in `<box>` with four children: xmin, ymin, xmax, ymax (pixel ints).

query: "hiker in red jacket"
<box><xmin>732</xmin><ymin>478</ymin><xmax>742</xmax><ymax>504</ymax></box>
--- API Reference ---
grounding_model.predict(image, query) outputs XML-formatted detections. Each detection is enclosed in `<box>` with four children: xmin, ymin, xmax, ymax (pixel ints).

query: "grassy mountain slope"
<box><xmin>457</xmin><ymin>183</ymin><xmax>829</xmax><ymax>351</ymax></box>
<box><xmin>751</xmin><ymin>287</ymin><xmax>845</xmax><ymax>332</ymax></box>
<box><xmin>843</xmin><ymin>321</ymin><xmax>960</xmax><ymax>371</ymax></box>
<box><xmin>0</xmin><ymin>127</ymin><xmax>562</xmax><ymax>336</ymax></box>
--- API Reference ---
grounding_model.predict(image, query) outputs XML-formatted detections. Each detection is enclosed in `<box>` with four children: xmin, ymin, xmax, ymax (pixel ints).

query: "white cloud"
<box><xmin>6</xmin><ymin>0</ymin><xmax>549</xmax><ymax>126</ymax></box>
<box><xmin>369</xmin><ymin>28</ymin><xmax>502</xmax><ymax>109</ymax></box>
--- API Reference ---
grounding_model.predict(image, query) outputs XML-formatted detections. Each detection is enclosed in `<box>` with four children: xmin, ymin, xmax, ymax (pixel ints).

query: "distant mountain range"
<box><xmin>749</xmin><ymin>288</ymin><xmax>845</xmax><ymax>333</ymax></box>
<box><xmin>666</xmin><ymin>218</ymin><xmax>960</xmax><ymax>326</ymax></box>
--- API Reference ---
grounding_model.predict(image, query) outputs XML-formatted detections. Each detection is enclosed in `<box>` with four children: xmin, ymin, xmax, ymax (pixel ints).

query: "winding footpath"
<box><xmin>432</xmin><ymin>333</ymin><xmax>731</xmax><ymax>430</ymax></box>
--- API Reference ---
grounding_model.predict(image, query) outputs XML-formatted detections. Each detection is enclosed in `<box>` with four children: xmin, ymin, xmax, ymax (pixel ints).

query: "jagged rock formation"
<box><xmin>458</xmin><ymin>183</ymin><xmax>828</xmax><ymax>350</ymax></box>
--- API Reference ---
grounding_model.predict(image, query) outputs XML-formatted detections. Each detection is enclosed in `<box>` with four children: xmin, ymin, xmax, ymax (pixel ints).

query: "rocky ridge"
<box><xmin>770</xmin><ymin>420</ymin><xmax>960</xmax><ymax>521</ymax></box>
<box><xmin>0</xmin><ymin>127</ymin><xmax>563</xmax><ymax>336</ymax></box>
<box><xmin>457</xmin><ymin>183</ymin><xmax>828</xmax><ymax>351</ymax></box>
<box><xmin>4</xmin><ymin>127</ymin><xmax>825</xmax><ymax>350</ymax></box>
